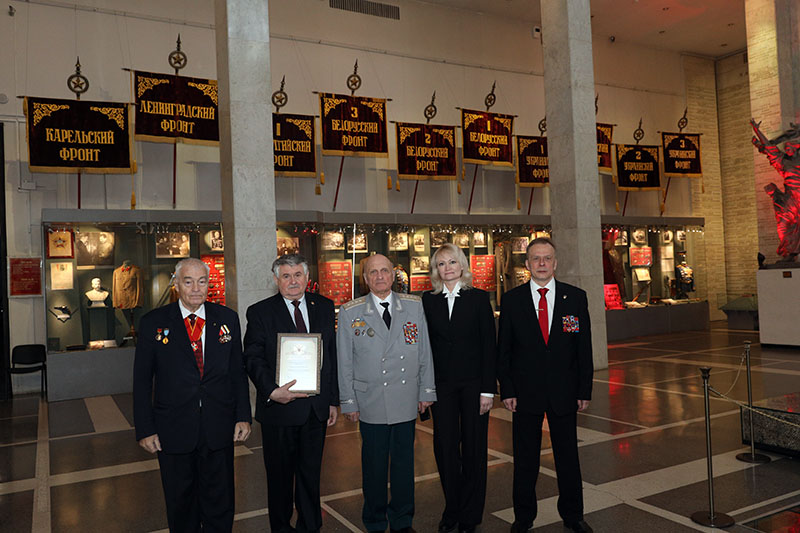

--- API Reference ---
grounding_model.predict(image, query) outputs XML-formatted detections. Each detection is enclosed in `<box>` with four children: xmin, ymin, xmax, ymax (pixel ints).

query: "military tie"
<box><xmin>380</xmin><ymin>302</ymin><xmax>391</xmax><ymax>329</ymax></box>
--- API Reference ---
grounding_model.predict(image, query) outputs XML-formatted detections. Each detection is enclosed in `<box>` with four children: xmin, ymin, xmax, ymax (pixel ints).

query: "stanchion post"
<box><xmin>736</xmin><ymin>341</ymin><xmax>771</xmax><ymax>464</ymax></box>
<box><xmin>691</xmin><ymin>367</ymin><xmax>735</xmax><ymax>528</ymax></box>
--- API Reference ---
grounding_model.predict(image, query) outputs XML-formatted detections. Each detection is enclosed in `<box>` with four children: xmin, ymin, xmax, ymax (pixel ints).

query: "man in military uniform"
<box><xmin>338</xmin><ymin>254</ymin><xmax>436</xmax><ymax>533</ymax></box>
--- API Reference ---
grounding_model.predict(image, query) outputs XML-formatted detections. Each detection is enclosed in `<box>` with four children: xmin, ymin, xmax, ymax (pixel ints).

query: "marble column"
<box><xmin>745</xmin><ymin>0</ymin><xmax>796</xmax><ymax>261</ymax></box>
<box><xmin>540</xmin><ymin>0</ymin><xmax>607</xmax><ymax>369</ymax></box>
<box><xmin>215</xmin><ymin>0</ymin><xmax>276</xmax><ymax>319</ymax></box>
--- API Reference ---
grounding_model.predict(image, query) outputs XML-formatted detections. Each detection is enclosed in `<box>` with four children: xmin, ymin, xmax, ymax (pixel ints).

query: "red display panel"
<box><xmin>319</xmin><ymin>261</ymin><xmax>353</xmax><ymax>306</ymax></box>
<box><xmin>409</xmin><ymin>274</ymin><xmax>432</xmax><ymax>292</ymax></box>
<box><xmin>629</xmin><ymin>247</ymin><xmax>653</xmax><ymax>267</ymax></box>
<box><xmin>10</xmin><ymin>258</ymin><xmax>42</xmax><ymax>296</ymax></box>
<box><xmin>470</xmin><ymin>255</ymin><xmax>496</xmax><ymax>292</ymax></box>
<box><xmin>604</xmin><ymin>284</ymin><xmax>624</xmax><ymax>310</ymax></box>
<box><xmin>201</xmin><ymin>254</ymin><xmax>225</xmax><ymax>306</ymax></box>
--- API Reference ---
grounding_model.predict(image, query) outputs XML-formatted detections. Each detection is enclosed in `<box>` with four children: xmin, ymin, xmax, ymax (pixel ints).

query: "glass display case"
<box><xmin>277</xmin><ymin>220</ymin><xmax>705</xmax><ymax>314</ymax></box>
<box><xmin>601</xmin><ymin>224</ymin><xmax>705</xmax><ymax>309</ymax></box>
<box><xmin>43</xmin><ymin>221</ymin><xmax>224</xmax><ymax>352</ymax></box>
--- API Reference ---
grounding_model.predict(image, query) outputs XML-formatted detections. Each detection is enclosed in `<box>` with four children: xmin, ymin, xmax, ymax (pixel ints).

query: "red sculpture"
<box><xmin>751</xmin><ymin>119</ymin><xmax>800</xmax><ymax>260</ymax></box>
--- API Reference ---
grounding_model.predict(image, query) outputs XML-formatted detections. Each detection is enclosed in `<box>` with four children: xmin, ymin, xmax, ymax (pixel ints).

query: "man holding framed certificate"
<box><xmin>243</xmin><ymin>254</ymin><xmax>339</xmax><ymax>533</ymax></box>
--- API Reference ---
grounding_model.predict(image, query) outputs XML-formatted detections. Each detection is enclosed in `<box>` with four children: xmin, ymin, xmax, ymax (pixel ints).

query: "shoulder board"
<box><xmin>340</xmin><ymin>296</ymin><xmax>367</xmax><ymax>311</ymax></box>
<box><xmin>397</xmin><ymin>293</ymin><xmax>421</xmax><ymax>302</ymax></box>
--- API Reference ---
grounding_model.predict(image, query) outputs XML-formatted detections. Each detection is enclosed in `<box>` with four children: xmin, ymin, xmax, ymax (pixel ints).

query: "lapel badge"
<box><xmin>563</xmin><ymin>295</ymin><xmax>567</xmax><ymax>299</ymax></box>
<box><xmin>163</xmin><ymin>337</ymin><xmax>169</xmax><ymax>344</ymax></box>
<box><xmin>367</xmin><ymin>327</ymin><xmax>375</xmax><ymax>337</ymax></box>
<box><xmin>155</xmin><ymin>328</ymin><xmax>163</xmax><ymax>341</ymax></box>
<box><xmin>219</xmin><ymin>324</ymin><xmax>232</xmax><ymax>343</ymax></box>
<box><xmin>162</xmin><ymin>328</ymin><xmax>170</xmax><ymax>344</ymax></box>
<box><xmin>355</xmin><ymin>329</ymin><xmax>360</xmax><ymax>336</ymax></box>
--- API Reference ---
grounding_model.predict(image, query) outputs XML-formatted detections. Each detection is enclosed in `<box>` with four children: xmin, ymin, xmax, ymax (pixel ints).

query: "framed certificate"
<box><xmin>276</xmin><ymin>333</ymin><xmax>322</xmax><ymax>394</ymax></box>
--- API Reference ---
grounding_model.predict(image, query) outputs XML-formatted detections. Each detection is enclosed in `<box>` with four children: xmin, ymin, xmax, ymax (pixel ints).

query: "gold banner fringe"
<box><xmin>320</xmin><ymin>171</ymin><xmax>325</xmax><ymax>185</ymax></box>
<box><xmin>387</xmin><ymin>175</ymin><xmax>392</xmax><ymax>190</ymax></box>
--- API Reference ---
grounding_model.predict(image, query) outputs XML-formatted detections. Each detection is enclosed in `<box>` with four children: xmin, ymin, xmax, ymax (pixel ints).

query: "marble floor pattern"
<box><xmin>1</xmin><ymin>324</ymin><xmax>799</xmax><ymax>532</ymax></box>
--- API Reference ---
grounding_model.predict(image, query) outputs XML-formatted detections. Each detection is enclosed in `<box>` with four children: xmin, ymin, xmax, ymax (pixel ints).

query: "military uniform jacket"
<box><xmin>337</xmin><ymin>292</ymin><xmax>436</xmax><ymax>425</ymax></box>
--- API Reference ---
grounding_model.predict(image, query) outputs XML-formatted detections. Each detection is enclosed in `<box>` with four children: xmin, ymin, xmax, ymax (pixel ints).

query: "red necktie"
<box><xmin>537</xmin><ymin>288</ymin><xmax>549</xmax><ymax>345</ymax></box>
<box><xmin>292</xmin><ymin>300</ymin><xmax>307</xmax><ymax>333</ymax></box>
<box><xmin>185</xmin><ymin>313</ymin><xmax>205</xmax><ymax>376</ymax></box>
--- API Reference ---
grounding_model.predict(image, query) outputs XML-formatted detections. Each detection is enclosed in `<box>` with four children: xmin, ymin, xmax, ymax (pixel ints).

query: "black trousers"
<box><xmin>431</xmin><ymin>382</ymin><xmax>489</xmax><ymax>527</ymax></box>
<box><xmin>359</xmin><ymin>419</ymin><xmax>416</xmax><ymax>532</ymax></box>
<box><xmin>512</xmin><ymin>409</ymin><xmax>583</xmax><ymax>526</ymax></box>
<box><xmin>261</xmin><ymin>412</ymin><xmax>327</xmax><ymax>533</ymax></box>
<box><xmin>157</xmin><ymin>422</ymin><xmax>235</xmax><ymax>533</ymax></box>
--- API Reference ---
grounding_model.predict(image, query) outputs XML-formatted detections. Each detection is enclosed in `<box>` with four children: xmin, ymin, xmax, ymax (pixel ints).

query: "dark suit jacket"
<box><xmin>133</xmin><ymin>302</ymin><xmax>252</xmax><ymax>454</ymax></box>
<box><xmin>422</xmin><ymin>287</ymin><xmax>497</xmax><ymax>394</ymax></box>
<box><xmin>497</xmin><ymin>280</ymin><xmax>593</xmax><ymax>416</ymax></box>
<box><xmin>243</xmin><ymin>292</ymin><xmax>339</xmax><ymax>426</ymax></box>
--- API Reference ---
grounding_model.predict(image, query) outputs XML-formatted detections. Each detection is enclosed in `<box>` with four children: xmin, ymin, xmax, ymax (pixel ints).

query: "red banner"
<box><xmin>319</xmin><ymin>93</ymin><xmax>388</xmax><ymax>157</ymax></box>
<box><xmin>597</xmin><ymin>123</ymin><xmax>614</xmax><ymax>173</ymax></box>
<box><xmin>396</xmin><ymin>122</ymin><xmax>457</xmax><ymax>180</ymax></box>
<box><xmin>516</xmin><ymin>135</ymin><xmax>549</xmax><ymax>187</ymax></box>
<box><xmin>461</xmin><ymin>109</ymin><xmax>514</xmax><ymax>166</ymax></box>
<box><xmin>273</xmin><ymin>113</ymin><xmax>316</xmax><ymax>177</ymax></box>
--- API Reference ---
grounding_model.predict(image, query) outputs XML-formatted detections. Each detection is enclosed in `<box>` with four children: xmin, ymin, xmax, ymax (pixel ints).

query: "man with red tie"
<box><xmin>243</xmin><ymin>254</ymin><xmax>338</xmax><ymax>533</ymax></box>
<box><xmin>134</xmin><ymin>257</ymin><xmax>251</xmax><ymax>532</ymax></box>
<box><xmin>497</xmin><ymin>237</ymin><xmax>593</xmax><ymax>533</ymax></box>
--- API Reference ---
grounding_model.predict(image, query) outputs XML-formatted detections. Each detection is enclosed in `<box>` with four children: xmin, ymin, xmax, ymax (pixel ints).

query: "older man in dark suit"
<box><xmin>243</xmin><ymin>254</ymin><xmax>338</xmax><ymax>533</ymax></box>
<box><xmin>134</xmin><ymin>257</ymin><xmax>251</xmax><ymax>533</ymax></box>
<box><xmin>497</xmin><ymin>237</ymin><xmax>593</xmax><ymax>533</ymax></box>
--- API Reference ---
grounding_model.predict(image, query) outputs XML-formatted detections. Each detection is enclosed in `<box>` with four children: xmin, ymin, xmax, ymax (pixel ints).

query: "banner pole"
<box><xmin>467</xmin><ymin>164</ymin><xmax>479</xmax><ymax>214</ymax></box>
<box><xmin>622</xmin><ymin>191</ymin><xmax>630</xmax><ymax>216</ymax></box>
<box><xmin>172</xmin><ymin>143</ymin><xmax>177</xmax><ymax>208</ymax></box>
<box><xmin>332</xmin><ymin>156</ymin><xmax>345</xmax><ymax>212</ymax></box>
<box><xmin>527</xmin><ymin>187</ymin><xmax>535</xmax><ymax>215</ymax></box>
<box><xmin>661</xmin><ymin>176</ymin><xmax>672</xmax><ymax>214</ymax></box>
<box><xmin>410</xmin><ymin>180</ymin><xmax>419</xmax><ymax>214</ymax></box>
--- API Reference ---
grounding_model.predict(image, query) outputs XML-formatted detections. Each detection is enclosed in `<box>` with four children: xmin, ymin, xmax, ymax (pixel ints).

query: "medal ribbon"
<box><xmin>184</xmin><ymin>314</ymin><xmax>205</xmax><ymax>376</ymax></box>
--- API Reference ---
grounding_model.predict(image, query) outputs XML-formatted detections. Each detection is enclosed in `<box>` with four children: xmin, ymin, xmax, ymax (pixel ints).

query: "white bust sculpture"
<box><xmin>85</xmin><ymin>277</ymin><xmax>109</xmax><ymax>308</ymax></box>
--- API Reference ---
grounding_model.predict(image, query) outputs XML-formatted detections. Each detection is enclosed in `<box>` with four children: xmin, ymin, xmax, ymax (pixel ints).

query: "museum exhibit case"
<box><xmin>275</xmin><ymin>211</ymin><xmax>707</xmax><ymax>342</ymax></box>
<box><xmin>41</xmin><ymin>209</ymin><xmax>224</xmax><ymax>400</ymax></box>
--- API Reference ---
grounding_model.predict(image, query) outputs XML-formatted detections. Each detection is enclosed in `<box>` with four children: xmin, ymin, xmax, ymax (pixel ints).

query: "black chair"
<box><xmin>10</xmin><ymin>344</ymin><xmax>47</xmax><ymax>398</ymax></box>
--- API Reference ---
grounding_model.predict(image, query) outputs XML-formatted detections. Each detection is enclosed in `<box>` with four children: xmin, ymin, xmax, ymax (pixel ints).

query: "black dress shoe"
<box><xmin>458</xmin><ymin>526</ymin><xmax>476</xmax><ymax>533</ymax></box>
<box><xmin>563</xmin><ymin>520</ymin><xmax>593</xmax><ymax>533</ymax></box>
<box><xmin>390</xmin><ymin>528</ymin><xmax>414</xmax><ymax>533</ymax></box>
<box><xmin>510</xmin><ymin>522</ymin><xmax>532</xmax><ymax>533</ymax></box>
<box><xmin>438</xmin><ymin>521</ymin><xmax>457</xmax><ymax>533</ymax></box>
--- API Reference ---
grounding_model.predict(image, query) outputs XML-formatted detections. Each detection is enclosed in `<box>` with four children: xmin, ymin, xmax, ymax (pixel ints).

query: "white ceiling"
<box><xmin>416</xmin><ymin>0</ymin><xmax>746</xmax><ymax>58</ymax></box>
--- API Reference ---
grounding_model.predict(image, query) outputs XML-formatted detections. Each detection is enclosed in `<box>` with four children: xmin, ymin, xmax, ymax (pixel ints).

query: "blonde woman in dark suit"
<box><xmin>422</xmin><ymin>243</ymin><xmax>497</xmax><ymax>533</ymax></box>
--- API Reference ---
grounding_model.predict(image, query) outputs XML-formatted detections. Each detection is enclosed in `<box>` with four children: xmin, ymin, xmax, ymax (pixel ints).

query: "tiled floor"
<box><xmin>2</xmin><ymin>324</ymin><xmax>799</xmax><ymax>532</ymax></box>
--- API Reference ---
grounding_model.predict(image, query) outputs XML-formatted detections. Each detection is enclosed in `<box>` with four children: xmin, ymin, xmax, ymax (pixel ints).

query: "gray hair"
<box><xmin>272</xmin><ymin>254</ymin><xmax>309</xmax><ymax>277</ymax></box>
<box><xmin>430</xmin><ymin>243</ymin><xmax>473</xmax><ymax>294</ymax></box>
<box><xmin>175</xmin><ymin>257</ymin><xmax>210</xmax><ymax>278</ymax></box>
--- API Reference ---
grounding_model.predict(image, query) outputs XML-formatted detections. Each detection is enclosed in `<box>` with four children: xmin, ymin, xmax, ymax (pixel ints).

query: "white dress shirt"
<box><xmin>283</xmin><ymin>295</ymin><xmax>309</xmax><ymax>331</ymax></box>
<box><xmin>371</xmin><ymin>292</ymin><xmax>394</xmax><ymax>318</ymax></box>
<box><xmin>529</xmin><ymin>277</ymin><xmax>556</xmax><ymax>329</ymax></box>
<box><xmin>442</xmin><ymin>281</ymin><xmax>461</xmax><ymax>319</ymax></box>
